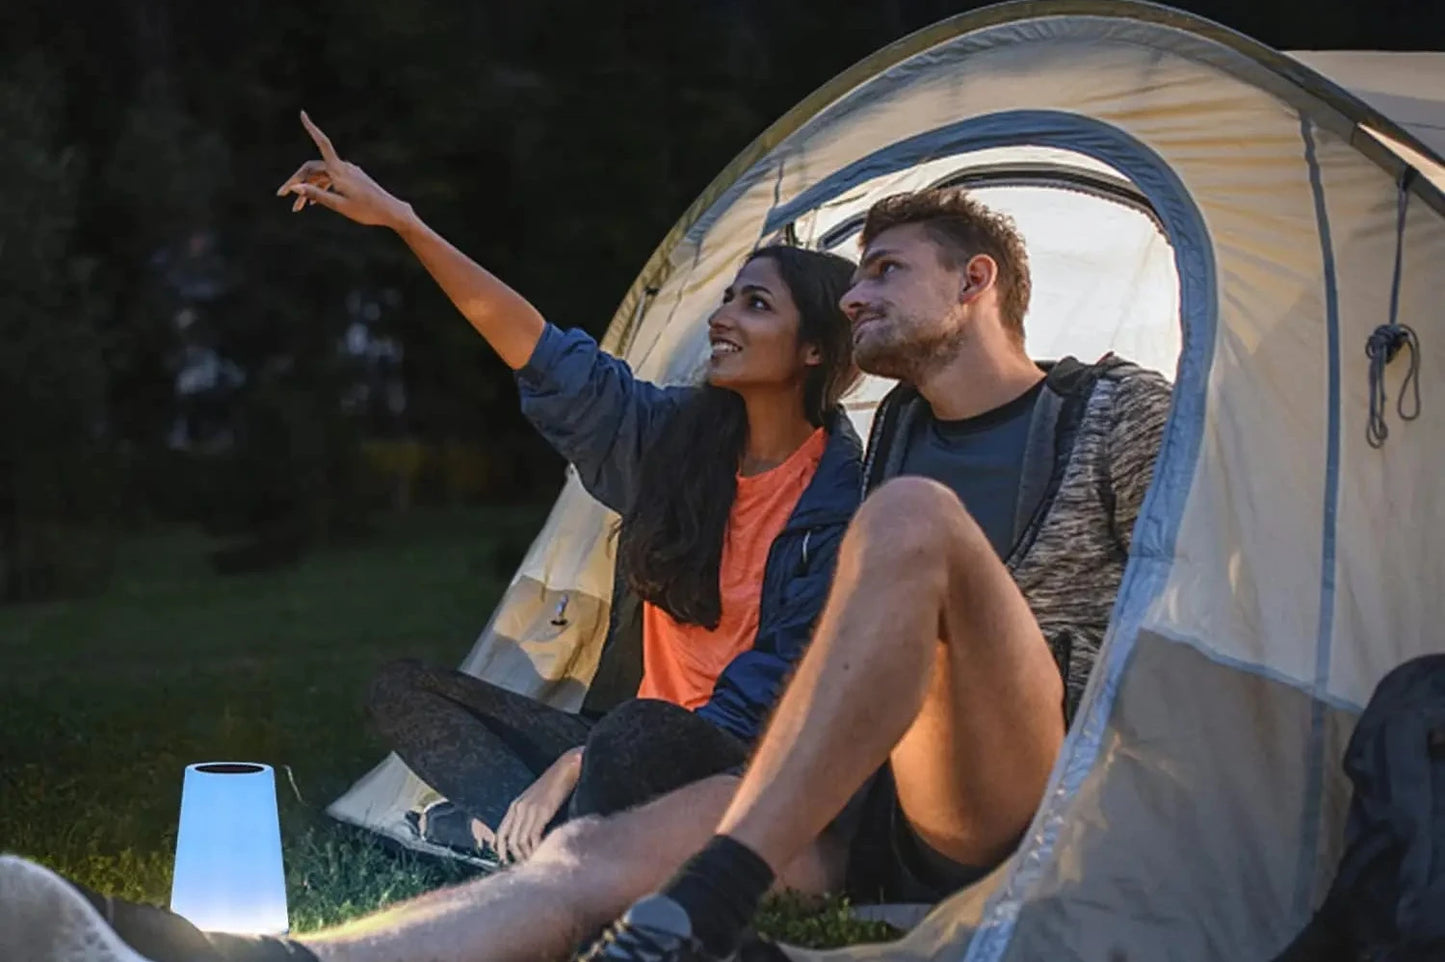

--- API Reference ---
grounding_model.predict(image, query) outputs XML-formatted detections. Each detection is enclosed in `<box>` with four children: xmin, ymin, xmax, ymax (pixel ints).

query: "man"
<box><xmin>576</xmin><ymin>187</ymin><xmax>1172</xmax><ymax>960</ymax></box>
<box><xmin>0</xmin><ymin>188</ymin><xmax>1170</xmax><ymax>962</ymax></box>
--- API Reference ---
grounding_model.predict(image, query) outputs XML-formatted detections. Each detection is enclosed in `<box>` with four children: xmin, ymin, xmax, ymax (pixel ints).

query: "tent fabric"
<box><xmin>327</xmin><ymin>3</ymin><xmax>1445</xmax><ymax>959</ymax></box>
<box><xmin>1287</xmin><ymin>51</ymin><xmax>1445</xmax><ymax>158</ymax></box>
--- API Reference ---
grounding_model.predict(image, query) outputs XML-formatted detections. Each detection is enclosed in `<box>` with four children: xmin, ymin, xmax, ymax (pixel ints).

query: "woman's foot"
<box><xmin>411</xmin><ymin>799</ymin><xmax>495</xmax><ymax>855</ymax></box>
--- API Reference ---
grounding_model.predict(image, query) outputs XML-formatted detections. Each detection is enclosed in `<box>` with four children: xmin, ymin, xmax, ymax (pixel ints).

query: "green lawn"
<box><xmin>0</xmin><ymin>506</ymin><xmax>895</xmax><ymax>948</ymax></box>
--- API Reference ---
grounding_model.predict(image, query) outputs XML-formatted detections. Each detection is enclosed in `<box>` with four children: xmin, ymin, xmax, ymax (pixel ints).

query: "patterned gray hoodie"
<box><xmin>861</xmin><ymin>356</ymin><xmax>1173</xmax><ymax>721</ymax></box>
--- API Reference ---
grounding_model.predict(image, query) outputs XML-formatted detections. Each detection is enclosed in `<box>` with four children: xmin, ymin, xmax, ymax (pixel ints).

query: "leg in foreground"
<box><xmin>591</xmin><ymin>477</ymin><xmax>1065</xmax><ymax>959</ymax></box>
<box><xmin>4</xmin><ymin>775</ymin><xmax>833</xmax><ymax>962</ymax></box>
<box><xmin>305</xmin><ymin>774</ymin><xmax>839</xmax><ymax>962</ymax></box>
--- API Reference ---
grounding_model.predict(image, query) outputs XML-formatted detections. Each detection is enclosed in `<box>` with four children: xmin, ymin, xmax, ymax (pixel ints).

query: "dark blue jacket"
<box><xmin>515</xmin><ymin>323</ymin><xmax>862</xmax><ymax>742</ymax></box>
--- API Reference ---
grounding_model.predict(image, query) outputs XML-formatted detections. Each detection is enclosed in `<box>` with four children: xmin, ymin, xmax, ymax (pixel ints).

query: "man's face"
<box><xmin>839</xmin><ymin>223</ymin><xmax>970</xmax><ymax>382</ymax></box>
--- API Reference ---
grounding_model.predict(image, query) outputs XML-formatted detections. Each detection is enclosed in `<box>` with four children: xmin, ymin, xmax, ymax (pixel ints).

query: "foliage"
<box><xmin>0</xmin><ymin>0</ymin><xmax>1428</xmax><ymax>599</ymax></box>
<box><xmin>0</xmin><ymin>53</ymin><xmax>116</xmax><ymax>602</ymax></box>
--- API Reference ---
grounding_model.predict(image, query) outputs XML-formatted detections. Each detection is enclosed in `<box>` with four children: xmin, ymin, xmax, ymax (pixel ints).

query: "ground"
<box><xmin>0</xmin><ymin>506</ymin><xmax>894</xmax><ymax>948</ymax></box>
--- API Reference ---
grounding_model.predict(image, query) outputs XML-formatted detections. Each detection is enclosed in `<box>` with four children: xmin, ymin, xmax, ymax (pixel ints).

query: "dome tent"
<box><xmin>328</xmin><ymin>2</ymin><xmax>1445</xmax><ymax>959</ymax></box>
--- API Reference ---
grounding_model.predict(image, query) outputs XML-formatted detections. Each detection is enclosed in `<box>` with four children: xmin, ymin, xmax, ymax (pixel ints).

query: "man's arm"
<box><xmin>1106</xmin><ymin>369</ymin><xmax>1174</xmax><ymax>555</ymax></box>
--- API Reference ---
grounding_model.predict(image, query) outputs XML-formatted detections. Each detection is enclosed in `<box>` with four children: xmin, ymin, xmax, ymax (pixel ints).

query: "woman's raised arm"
<box><xmin>277</xmin><ymin>111</ymin><xmax>543</xmax><ymax>371</ymax></box>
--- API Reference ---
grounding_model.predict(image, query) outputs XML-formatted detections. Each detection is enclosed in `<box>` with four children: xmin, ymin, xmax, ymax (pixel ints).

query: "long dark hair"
<box><xmin>616</xmin><ymin>246</ymin><xmax>859</xmax><ymax>629</ymax></box>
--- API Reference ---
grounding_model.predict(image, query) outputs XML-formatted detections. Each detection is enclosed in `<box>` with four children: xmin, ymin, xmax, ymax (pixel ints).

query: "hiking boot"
<box><xmin>575</xmin><ymin>894</ymin><xmax>726</xmax><ymax>962</ymax></box>
<box><xmin>0</xmin><ymin>854</ymin><xmax>316</xmax><ymax>962</ymax></box>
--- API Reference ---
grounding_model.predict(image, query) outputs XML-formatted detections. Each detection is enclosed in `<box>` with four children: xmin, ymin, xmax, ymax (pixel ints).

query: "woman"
<box><xmin>279</xmin><ymin>112</ymin><xmax>862</xmax><ymax>864</ymax></box>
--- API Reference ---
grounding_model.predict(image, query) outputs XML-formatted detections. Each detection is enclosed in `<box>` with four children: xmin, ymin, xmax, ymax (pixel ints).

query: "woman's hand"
<box><xmin>276</xmin><ymin>111</ymin><xmax>413</xmax><ymax>230</ymax></box>
<box><xmin>494</xmin><ymin>747</ymin><xmax>584</xmax><ymax>864</ymax></box>
<box><xmin>273</xmin><ymin>108</ymin><xmax>546</xmax><ymax>370</ymax></box>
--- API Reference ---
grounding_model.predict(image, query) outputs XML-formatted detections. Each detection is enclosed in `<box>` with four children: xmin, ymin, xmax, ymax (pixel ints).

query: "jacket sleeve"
<box><xmin>1105</xmin><ymin>370</ymin><xmax>1173</xmax><ymax>556</ymax></box>
<box><xmin>515</xmin><ymin>323</ymin><xmax>690</xmax><ymax>514</ymax></box>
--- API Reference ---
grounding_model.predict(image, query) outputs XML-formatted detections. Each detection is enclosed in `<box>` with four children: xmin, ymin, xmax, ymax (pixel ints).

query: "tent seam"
<box><xmin>1292</xmin><ymin>115</ymin><xmax>1342</xmax><ymax>920</ymax></box>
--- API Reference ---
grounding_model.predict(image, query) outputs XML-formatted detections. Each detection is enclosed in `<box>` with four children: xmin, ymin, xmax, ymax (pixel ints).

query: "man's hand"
<box><xmin>275</xmin><ymin>111</ymin><xmax>412</xmax><ymax>230</ymax></box>
<box><xmin>493</xmin><ymin>748</ymin><xmax>584</xmax><ymax>865</ymax></box>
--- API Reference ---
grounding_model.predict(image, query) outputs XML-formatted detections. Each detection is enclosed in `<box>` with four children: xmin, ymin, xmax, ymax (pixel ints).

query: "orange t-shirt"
<box><xmin>636</xmin><ymin>427</ymin><xmax>829</xmax><ymax>710</ymax></box>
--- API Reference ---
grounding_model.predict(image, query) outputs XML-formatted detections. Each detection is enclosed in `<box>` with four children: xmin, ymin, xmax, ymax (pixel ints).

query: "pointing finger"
<box><xmin>299</xmin><ymin>110</ymin><xmax>340</xmax><ymax>164</ymax></box>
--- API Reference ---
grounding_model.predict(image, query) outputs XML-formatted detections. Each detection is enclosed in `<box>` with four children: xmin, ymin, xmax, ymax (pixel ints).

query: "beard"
<box><xmin>854</xmin><ymin>310</ymin><xmax>964</xmax><ymax>382</ymax></box>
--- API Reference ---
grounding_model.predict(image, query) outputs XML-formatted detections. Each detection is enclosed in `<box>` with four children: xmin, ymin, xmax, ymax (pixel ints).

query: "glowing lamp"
<box><xmin>169</xmin><ymin>762</ymin><xmax>289</xmax><ymax>935</ymax></box>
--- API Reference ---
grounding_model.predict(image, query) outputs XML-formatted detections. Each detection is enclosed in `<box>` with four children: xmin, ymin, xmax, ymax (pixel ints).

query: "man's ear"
<box><xmin>959</xmin><ymin>253</ymin><xmax>998</xmax><ymax>304</ymax></box>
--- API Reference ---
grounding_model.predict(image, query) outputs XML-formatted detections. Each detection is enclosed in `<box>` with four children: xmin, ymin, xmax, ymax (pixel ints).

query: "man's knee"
<box><xmin>533</xmin><ymin>814</ymin><xmax>611</xmax><ymax>869</ymax></box>
<box><xmin>531</xmin><ymin>812</ymin><xmax>664</xmax><ymax>893</ymax></box>
<box><xmin>848</xmin><ymin>476</ymin><xmax>990</xmax><ymax>569</ymax></box>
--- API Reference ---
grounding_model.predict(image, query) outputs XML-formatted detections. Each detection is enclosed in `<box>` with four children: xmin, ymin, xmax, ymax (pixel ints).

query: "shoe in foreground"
<box><xmin>0</xmin><ymin>854</ymin><xmax>152</xmax><ymax>962</ymax></box>
<box><xmin>575</xmin><ymin>893</ymin><xmax>728</xmax><ymax>962</ymax></box>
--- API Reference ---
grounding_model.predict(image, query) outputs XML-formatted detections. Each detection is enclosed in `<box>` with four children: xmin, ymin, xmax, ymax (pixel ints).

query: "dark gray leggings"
<box><xmin>365</xmin><ymin>659</ymin><xmax>749</xmax><ymax>832</ymax></box>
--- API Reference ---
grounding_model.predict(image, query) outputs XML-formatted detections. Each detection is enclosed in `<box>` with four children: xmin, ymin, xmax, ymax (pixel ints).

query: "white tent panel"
<box><xmin>511</xmin><ymin>469</ymin><xmax>617</xmax><ymax>603</ymax></box>
<box><xmin>1325</xmin><ymin>172</ymin><xmax>1445</xmax><ymax>706</ymax></box>
<box><xmin>1288</xmin><ymin>50</ymin><xmax>1445</xmax><ymax>157</ymax></box>
<box><xmin>988</xmin><ymin>115</ymin><xmax>1417</xmax><ymax>962</ymax></box>
<box><xmin>1143</xmin><ymin>141</ymin><xmax>1333</xmax><ymax>689</ymax></box>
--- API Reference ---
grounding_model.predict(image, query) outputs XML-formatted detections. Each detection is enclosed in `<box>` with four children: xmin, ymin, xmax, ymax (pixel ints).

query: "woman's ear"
<box><xmin>801</xmin><ymin>342</ymin><xmax>824</xmax><ymax>367</ymax></box>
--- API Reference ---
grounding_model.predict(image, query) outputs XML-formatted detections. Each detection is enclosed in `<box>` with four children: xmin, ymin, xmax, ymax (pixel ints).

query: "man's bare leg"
<box><xmin>575</xmin><ymin>478</ymin><xmax>1066</xmax><ymax>962</ymax></box>
<box><xmin>301</xmin><ymin>775</ymin><xmax>840</xmax><ymax>962</ymax></box>
<box><xmin>720</xmin><ymin>475</ymin><xmax>1064</xmax><ymax>871</ymax></box>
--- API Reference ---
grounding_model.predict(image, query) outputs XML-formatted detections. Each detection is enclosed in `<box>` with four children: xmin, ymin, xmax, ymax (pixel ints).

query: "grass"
<box><xmin>0</xmin><ymin>506</ymin><xmax>896</xmax><ymax>950</ymax></box>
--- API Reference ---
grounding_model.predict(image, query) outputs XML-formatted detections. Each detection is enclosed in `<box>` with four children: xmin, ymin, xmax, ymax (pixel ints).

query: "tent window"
<box><xmin>809</xmin><ymin>163</ymin><xmax>1166</xmax><ymax>253</ymax></box>
<box><xmin>809</xmin><ymin>177</ymin><xmax>1182</xmax><ymax>450</ymax></box>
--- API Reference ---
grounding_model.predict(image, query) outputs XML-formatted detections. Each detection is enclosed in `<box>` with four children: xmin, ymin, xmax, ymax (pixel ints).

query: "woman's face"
<box><xmin>705</xmin><ymin>256</ymin><xmax>821</xmax><ymax>393</ymax></box>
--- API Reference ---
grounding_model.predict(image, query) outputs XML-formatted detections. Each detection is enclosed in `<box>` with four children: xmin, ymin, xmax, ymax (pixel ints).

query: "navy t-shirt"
<box><xmin>899</xmin><ymin>380</ymin><xmax>1042</xmax><ymax>558</ymax></box>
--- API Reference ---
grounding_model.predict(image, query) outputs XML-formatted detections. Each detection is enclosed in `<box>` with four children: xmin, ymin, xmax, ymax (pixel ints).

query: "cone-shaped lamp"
<box><xmin>169</xmin><ymin>762</ymin><xmax>288</xmax><ymax>934</ymax></box>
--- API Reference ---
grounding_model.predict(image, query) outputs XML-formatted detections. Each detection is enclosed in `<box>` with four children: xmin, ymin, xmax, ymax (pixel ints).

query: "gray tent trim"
<box><xmin>1295</xmin><ymin>115</ymin><xmax>1343</xmax><ymax>918</ymax></box>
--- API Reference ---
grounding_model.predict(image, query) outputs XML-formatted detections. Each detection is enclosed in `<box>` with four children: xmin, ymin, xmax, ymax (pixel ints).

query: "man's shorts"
<box><xmin>841</xmin><ymin>764</ymin><xmax>997</xmax><ymax>905</ymax></box>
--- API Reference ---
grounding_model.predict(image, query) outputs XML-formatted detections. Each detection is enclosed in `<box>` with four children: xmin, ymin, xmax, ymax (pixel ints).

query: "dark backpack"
<box><xmin>1273</xmin><ymin>654</ymin><xmax>1445</xmax><ymax>961</ymax></box>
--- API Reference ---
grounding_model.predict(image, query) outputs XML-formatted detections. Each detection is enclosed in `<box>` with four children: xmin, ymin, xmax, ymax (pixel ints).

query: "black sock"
<box><xmin>659</xmin><ymin>835</ymin><xmax>775</xmax><ymax>957</ymax></box>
